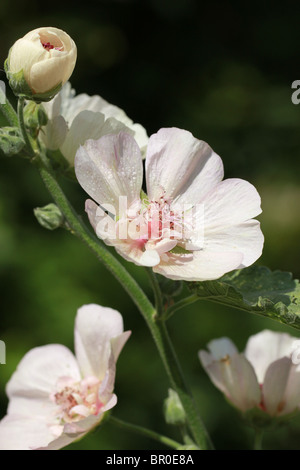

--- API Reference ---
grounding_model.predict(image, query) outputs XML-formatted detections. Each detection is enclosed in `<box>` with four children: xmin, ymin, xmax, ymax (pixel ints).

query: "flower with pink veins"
<box><xmin>0</xmin><ymin>304</ymin><xmax>130</xmax><ymax>450</ymax></box>
<box><xmin>75</xmin><ymin>127</ymin><xmax>263</xmax><ymax>281</ymax></box>
<box><xmin>199</xmin><ymin>330</ymin><xmax>300</xmax><ymax>417</ymax></box>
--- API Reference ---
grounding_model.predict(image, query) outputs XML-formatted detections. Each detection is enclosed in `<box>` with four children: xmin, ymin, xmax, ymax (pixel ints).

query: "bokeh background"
<box><xmin>1</xmin><ymin>0</ymin><xmax>300</xmax><ymax>450</ymax></box>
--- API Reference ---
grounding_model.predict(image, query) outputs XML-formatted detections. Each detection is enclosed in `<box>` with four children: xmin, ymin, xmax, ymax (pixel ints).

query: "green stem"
<box><xmin>0</xmin><ymin>90</ymin><xmax>18</xmax><ymax>127</ymax></box>
<box><xmin>145</xmin><ymin>268</ymin><xmax>164</xmax><ymax>317</ymax></box>
<box><xmin>110</xmin><ymin>416</ymin><xmax>182</xmax><ymax>450</ymax></box>
<box><xmin>17</xmin><ymin>98</ymin><xmax>212</xmax><ymax>449</ymax></box>
<box><xmin>164</xmin><ymin>294</ymin><xmax>200</xmax><ymax>320</ymax></box>
<box><xmin>253</xmin><ymin>428</ymin><xmax>263</xmax><ymax>450</ymax></box>
<box><xmin>17</xmin><ymin>97</ymin><xmax>36</xmax><ymax>157</ymax></box>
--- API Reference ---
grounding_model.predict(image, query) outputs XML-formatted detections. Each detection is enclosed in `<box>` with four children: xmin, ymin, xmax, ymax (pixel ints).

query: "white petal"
<box><xmin>60</xmin><ymin>111</ymin><xmax>105</xmax><ymax>164</ymax></box>
<box><xmin>204</xmin><ymin>220</ymin><xmax>264</xmax><ymax>267</ymax></box>
<box><xmin>263</xmin><ymin>357</ymin><xmax>295</xmax><ymax>416</ymax></box>
<box><xmin>74</xmin><ymin>304</ymin><xmax>126</xmax><ymax>379</ymax></box>
<box><xmin>6</xmin><ymin>345</ymin><xmax>80</xmax><ymax>399</ymax></box>
<box><xmin>110</xmin><ymin>331</ymin><xmax>131</xmax><ymax>362</ymax></box>
<box><xmin>0</xmin><ymin>415</ymin><xmax>56</xmax><ymax>450</ymax></box>
<box><xmin>153</xmin><ymin>249</ymin><xmax>243</xmax><ymax>281</ymax></box>
<box><xmin>207</xmin><ymin>338</ymin><xmax>239</xmax><ymax>359</ymax></box>
<box><xmin>146</xmin><ymin>128</ymin><xmax>224</xmax><ymax>203</ymax></box>
<box><xmin>202</xmin><ymin>353</ymin><xmax>261</xmax><ymax>412</ymax></box>
<box><xmin>40</xmin><ymin>115</ymin><xmax>68</xmax><ymax>150</ymax></box>
<box><xmin>245</xmin><ymin>330</ymin><xmax>297</xmax><ymax>384</ymax></box>
<box><xmin>75</xmin><ymin>132</ymin><xmax>143</xmax><ymax>209</ymax></box>
<box><xmin>203</xmin><ymin>178</ymin><xmax>262</xmax><ymax>231</ymax></box>
<box><xmin>38</xmin><ymin>414</ymin><xmax>102</xmax><ymax>450</ymax></box>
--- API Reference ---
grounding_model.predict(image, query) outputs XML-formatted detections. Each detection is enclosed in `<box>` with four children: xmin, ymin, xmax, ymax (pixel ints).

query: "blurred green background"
<box><xmin>1</xmin><ymin>0</ymin><xmax>300</xmax><ymax>450</ymax></box>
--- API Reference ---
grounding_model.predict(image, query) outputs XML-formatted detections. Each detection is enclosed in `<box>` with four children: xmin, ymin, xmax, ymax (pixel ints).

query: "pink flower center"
<box><xmin>42</xmin><ymin>42</ymin><xmax>63</xmax><ymax>51</ymax></box>
<box><xmin>51</xmin><ymin>376</ymin><xmax>103</xmax><ymax>424</ymax></box>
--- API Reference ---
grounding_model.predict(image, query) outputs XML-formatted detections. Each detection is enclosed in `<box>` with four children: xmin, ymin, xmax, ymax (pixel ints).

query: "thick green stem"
<box><xmin>17</xmin><ymin>97</ymin><xmax>36</xmax><ymax>157</ymax></box>
<box><xmin>110</xmin><ymin>416</ymin><xmax>182</xmax><ymax>449</ymax></box>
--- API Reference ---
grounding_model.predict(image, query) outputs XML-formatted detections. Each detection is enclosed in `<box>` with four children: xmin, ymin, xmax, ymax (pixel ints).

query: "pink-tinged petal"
<box><xmin>207</xmin><ymin>338</ymin><xmax>239</xmax><ymax>360</ymax></box>
<box><xmin>201</xmin><ymin>353</ymin><xmax>261</xmax><ymax>412</ymax></box>
<box><xmin>146</xmin><ymin>128</ymin><xmax>224</xmax><ymax>203</ymax></box>
<box><xmin>203</xmin><ymin>179</ymin><xmax>262</xmax><ymax>231</ymax></box>
<box><xmin>74</xmin><ymin>304</ymin><xmax>126</xmax><ymax>380</ymax></box>
<box><xmin>6</xmin><ymin>345</ymin><xmax>80</xmax><ymax>400</ymax></box>
<box><xmin>204</xmin><ymin>220</ymin><xmax>264</xmax><ymax>268</ymax></box>
<box><xmin>0</xmin><ymin>415</ymin><xmax>56</xmax><ymax>450</ymax></box>
<box><xmin>245</xmin><ymin>330</ymin><xmax>297</xmax><ymax>384</ymax></box>
<box><xmin>75</xmin><ymin>132</ymin><xmax>143</xmax><ymax>209</ymax></box>
<box><xmin>153</xmin><ymin>249</ymin><xmax>243</xmax><ymax>281</ymax></box>
<box><xmin>280</xmin><ymin>363</ymin><xmax>300</xmax><ymax>415</ymax></box>
<box><xmin>38</xmin><ymin>414</ymin><xmax>102</xmax><ymax>450</ymax></box>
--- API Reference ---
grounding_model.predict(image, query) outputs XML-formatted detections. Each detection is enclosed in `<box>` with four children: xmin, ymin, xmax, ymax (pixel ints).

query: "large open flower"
<box><xmin>0</xmin><ymin>304</ymin><xmax>130</xmax><ymax>450</ymax></box>
<box><xmin>75</xmin><ymin>127</ymin><xmax>263</xmax><ymax>281</ymax></box>
<box><xmin>41</xmin><ymin>82</ymin><xmax>148</xmax><ymax>165</ymax></box>
<box><xmin>199</xmin><ymin>330</ymin><xmax>300</xmax><ymax>416</ymax></box>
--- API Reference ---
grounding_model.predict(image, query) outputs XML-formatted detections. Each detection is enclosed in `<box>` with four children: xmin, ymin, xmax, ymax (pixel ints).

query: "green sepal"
<box><xmin>5</xmin><ymin>57</ymin><xmax>62</xmax><ymax>103</ymax></box>
<box><xmin>0</xmin><ymin>126</ymin><xmax>25</xmax><ymax>157</ymax></box>
<box><xmin>243</xmin><ymin>407</ymin><xmax>299</xmax><ymax>430</ymax></box>
<box><xmin>24</xmin><ymin>102</ymin><xmax>48</xmax><ymax>134</ymax></box>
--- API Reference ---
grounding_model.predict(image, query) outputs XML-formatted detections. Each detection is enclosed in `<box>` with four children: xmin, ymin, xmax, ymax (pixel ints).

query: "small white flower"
<box><xmin>41</xmin><ymin>82</ymin><xmax>148</xmax><ymax>165</ymax></box>
<box><xmin>75</xmin><ymin>127</ymin><xmax>263</xmax><ymax>281</ymax></box>
<box><xmin>0</xmin><ymin>304</ymin><xmax>130</xmax><ymax>450</ymax></box>
<box><xmin>199</xmin><ymin>330</ymin><xmax>300</xmax><ymax>416</ymax></box>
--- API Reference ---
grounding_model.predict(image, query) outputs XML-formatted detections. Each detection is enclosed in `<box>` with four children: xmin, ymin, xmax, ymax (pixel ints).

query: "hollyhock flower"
<box><xmin>75</xmin><ymin>127</ymin><xmax>263</xmax><ymax>281</ymax></box>
<box><xmin>40</xmin><ymin>82</ymin><xmax>148</xmax><ymax>165</ymax></box>
<box><xmin>199</xmin><ymin>330</ymin><xmax>300</xmax><ymax>416</ymax></box>
<box><xmin>5</xmin><ymin>27</ymin><xmax>76</xmax><ymax>101</ymax></box>
<box><xmin>0</xmin><ymin>304</ymin><xmax>130</xmax><ymax>450</ymax></box>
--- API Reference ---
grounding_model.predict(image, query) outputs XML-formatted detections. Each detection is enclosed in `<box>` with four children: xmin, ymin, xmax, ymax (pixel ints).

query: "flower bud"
<box><xmin>163</xmin><ymin>389</ymin><xmax>186</xmax><ymax>426</ymax></box>
<box><xmin>34</xmin><ymin>203</ymin><xmax>64</xmax><ymax>230</ymax></box>
<box><xmin>5</xmin><ymin>27</ymin><xmax>77</xmax><ymax>102</ymax></box>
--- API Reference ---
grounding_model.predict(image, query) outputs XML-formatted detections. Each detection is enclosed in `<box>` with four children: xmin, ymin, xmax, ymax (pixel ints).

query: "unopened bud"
<box><xmin>163</xmin><ymin>389</ymin><xmax>186</xmax><ymax>426</ymax></box>
<box><xmin>34</xmin><ymin>203</ymin><xmax>64</xmax><ymax>230</ymax></box>
<box><xmin>5</xmin><ymin>27</ymin><xmax>77</xmax><ymax>102</ymax></box>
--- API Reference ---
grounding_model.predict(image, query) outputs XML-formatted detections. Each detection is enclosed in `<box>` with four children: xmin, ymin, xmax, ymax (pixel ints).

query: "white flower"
<box><xmin>199</xmin><ymin>330</ymin><xmax>300</xmax><ymax>416</ymax></box>
<box><xmin>0</xmin><ymin>304</ymin><xmax>130</xmax><ymax>450</ymax></box>
<box><xmin>74</xmin><ymin>127</ymin><xmax>263</xmax><ymax>281</ymax></box>
<box><xmin>41</xmin><ymin>82</ymin><xmax>148</xmax><ymax>165</ymax></box>
<box><xmin>5</xmin><ymin>27</ymin><xmax>76</xmax><ymax>100</ymax></box>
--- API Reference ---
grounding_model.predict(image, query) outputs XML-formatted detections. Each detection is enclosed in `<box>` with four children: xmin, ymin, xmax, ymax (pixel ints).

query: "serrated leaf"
<box><xmin>187</xmin><ymin>266</ymin><xmax>300</xmax><ymax>329</ymax></box>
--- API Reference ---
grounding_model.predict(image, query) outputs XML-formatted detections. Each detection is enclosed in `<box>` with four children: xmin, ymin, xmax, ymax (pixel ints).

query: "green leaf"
<box><xmin>0</xmin><ymin>127</ymin><xmax>25</xmax><ymax>157</ymax></box>
<box><xmin>187</xmin><ymin>266</ymin><xmax>300</xmax><ymax>329</ymax></box>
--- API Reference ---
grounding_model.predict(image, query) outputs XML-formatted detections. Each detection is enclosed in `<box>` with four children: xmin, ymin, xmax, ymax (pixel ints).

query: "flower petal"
<box><xmin>245</xmin><ymin>330</ymin><xmax>297</xmax><ymax>384</ymax></box>
<box><xmin>153</xmin><ymin>249</ymin><xmax>243</xmax><ymax>281</ymax></box>
<box><xmin>263</xmin><ymin>357</ymin><xmax>299</xmax><ymax>416</ymax></box>
<box><xmin>200</xmin><ymin>353</ymin><xmax>261</xmax><ymax>412</ymax></box>
<box><xmin>146</xmin><ymin>128</ymin><xmax>224</xmax><ymax>203</ymax></box>
<box><xmin>0</xmin><ymin>415</ymin><xmax>56</xmax><ymax>450</ymax></box>
<box><xmin>74</xmin><ymin>304</ymin><xmax>128</xmax><ymax>379</ymax></box>
<box><xmin>6</xmin><ymin>345</ymin><xmax>80</xmax><ymax>400</ymax></box>
<box><xmin>204</xmin><ymin>219</ymin><xmax>264</xmax><ymax>267</ymax></box>
<box><xmin>203</xmin><ymin>178</ymin><xmax>262</xmax><ymax>231</ymax></box>
<box><xmin>75</xmin><ymin>132</ymin><xmax>143</xmax><ymax>209</ymax></box>
<box><xmin>207</xmin><ymin>338</ymin><xmax>239</xmax><ymax>359</ymax></box>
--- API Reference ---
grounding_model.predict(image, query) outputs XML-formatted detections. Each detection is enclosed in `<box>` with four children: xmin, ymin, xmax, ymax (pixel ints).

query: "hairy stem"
<box><xmin>110</xmin><ymin>416</ymin><xmax>182</xmax><ymax>450</ymax></box>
